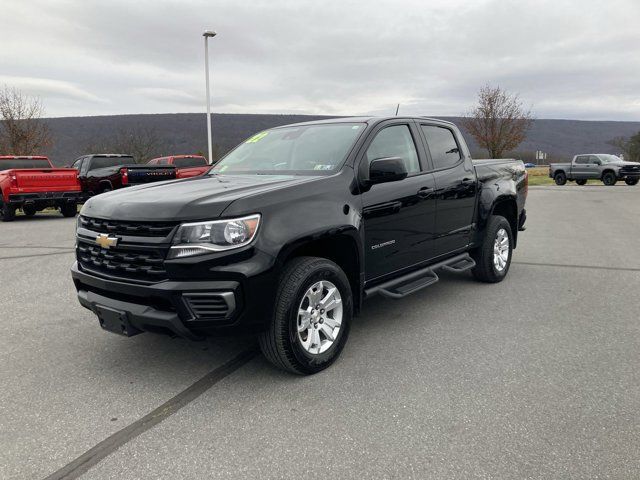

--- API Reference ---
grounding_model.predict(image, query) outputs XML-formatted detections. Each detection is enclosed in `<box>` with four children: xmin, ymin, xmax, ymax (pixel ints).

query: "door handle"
<box><xmin>417</xmin><ymin>187</ymin><xmax>434</xmax><ymax>198</ymax></box>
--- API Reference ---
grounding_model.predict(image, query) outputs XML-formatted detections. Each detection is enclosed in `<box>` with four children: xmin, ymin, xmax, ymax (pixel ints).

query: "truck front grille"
<box><xmin>77</xmin><ymin>241</ymin><xmax>167</xmax><ymax>283</ymax></box>
<box><xmin>79</xmin><ymin>216</ymin><xmax>177</xmax><ymax>238</ymax></box>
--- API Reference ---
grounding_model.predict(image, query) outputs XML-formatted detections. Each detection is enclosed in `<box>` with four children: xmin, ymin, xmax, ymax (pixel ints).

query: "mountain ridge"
<box><xmin>41</xmin><ymin>113</ymin><xmax>640</xmax><ymax>165</ymax></box>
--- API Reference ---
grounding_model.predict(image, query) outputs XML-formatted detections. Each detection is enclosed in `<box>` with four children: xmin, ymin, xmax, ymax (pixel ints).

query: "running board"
<box><xmin>365</xmin><ymin>253</ymin><xmax>476</xmax><ymax>300</ymax></box>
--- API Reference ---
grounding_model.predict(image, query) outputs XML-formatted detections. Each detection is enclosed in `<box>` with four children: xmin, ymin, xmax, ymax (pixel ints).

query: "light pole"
<box><xmin>203</xmin><ymin>30</ymin><xmax>217</xmax><ymax>164</ymax></box>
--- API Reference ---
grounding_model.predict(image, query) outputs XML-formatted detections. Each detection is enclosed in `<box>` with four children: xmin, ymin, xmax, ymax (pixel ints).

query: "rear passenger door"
<box><xmin>360</xmin><ymin>120</ymin><xmax>437</xmax><ymax>281</ymax></box>
<box><xmin>419</xmin><ymin>123</ymin><xmax>477</xmax><ymax>257</ymax></box>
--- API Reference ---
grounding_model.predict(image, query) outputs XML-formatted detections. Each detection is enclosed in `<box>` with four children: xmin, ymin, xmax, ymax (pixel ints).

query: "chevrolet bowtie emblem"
<box><xmin>95</xmin><ymin>233</ymin><xmax>118</xmax><ymax>249</ymax></box>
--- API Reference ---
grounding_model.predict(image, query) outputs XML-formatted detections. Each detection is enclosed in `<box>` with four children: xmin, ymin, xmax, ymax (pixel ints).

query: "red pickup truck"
<box><xmin>147</xmin><ymin>155</ymin><xmax>210</xmax><ymax>178</ymax></box>
<box><xmin>0</xmin><ymin>156</ymin><xmax>81</xmax><ymax>221</ymax></box>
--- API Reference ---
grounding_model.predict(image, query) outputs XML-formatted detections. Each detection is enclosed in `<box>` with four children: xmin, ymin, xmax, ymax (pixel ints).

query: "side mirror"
<box><xmin>367</xmin><ymin>157</ymin><xmax>408</xmax><ymax>185</ymax></box>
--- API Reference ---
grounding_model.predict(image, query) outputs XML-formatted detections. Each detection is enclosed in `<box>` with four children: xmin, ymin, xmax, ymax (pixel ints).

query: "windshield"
<box><xmin>211</xmin><ymin>123</ymin><xmax>365</xmax><ymax>175</ymax></box>
<box><xmin>89</xmin><ymin>156</ymin><xmax>133</xmax><ymax>170</ymax></box>
<box><xmin>0</xmin><ymin>159</ymin><xmax>51</xmax><ymax>170</ymax></box>
<box><xmin>597</xmin><ymin>154</ymin><xmax>622</xmax><ymax>164</ymax></box>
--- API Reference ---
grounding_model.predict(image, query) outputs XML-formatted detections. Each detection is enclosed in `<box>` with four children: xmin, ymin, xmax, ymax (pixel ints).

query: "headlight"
<box><xmin>168</xmin><ymin>214</ymin><xmax>261</xmax><ymax>258</ymax></box>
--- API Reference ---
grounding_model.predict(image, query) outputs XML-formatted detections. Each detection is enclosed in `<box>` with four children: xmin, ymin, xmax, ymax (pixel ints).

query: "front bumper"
<box><xmin>619</xmin><ymin>172</ymin><xmax>640</xmax><ymax>179</ymax></box>
<box><xmin>71</xmin><ymin>256</ymin><xmax>275</xmax><ymax>339</ymax></box>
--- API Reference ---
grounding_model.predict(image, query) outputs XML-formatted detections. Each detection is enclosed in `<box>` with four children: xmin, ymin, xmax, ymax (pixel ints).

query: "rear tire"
<box><xmin>602</xmin><ymin>172</ymin><xmax>617</xmax><ymax>186</ymax></box>
<box><xmin>1</xmin><ymin>202</ymin><xmax>16</xmax><ymax>222</ymax></box>
<box><xmin>625</xmin><ymin>178</ymin><xmax>639</xmax><ymax>186</ymax></box>
<box><xmin>259</xmin><ymin>256</ymin><xmax>352</xmax><ymax>375</ymax></box>
<box><xmin>61</xmin><ymin>202</ymin><xmax>78</xmax><ymax>218</ymax></box>
<box><xmin>576</xmin><ymin>179</ymin><xmax>587</xmax><ymax>186</ymax></box>
<box><xmin>554</xmin><ymin>172</ymin><xmax>567</xmax><ymax>185</ymax></box>
<box><xmin>472</xmin><ymin>215</ymin><xmax>513</xmax><ymax>283</ymax></box>
<box><xmin>22</xmin><ymin>204</ymin><xmax>37</xmax><ymax>216</ymax></box>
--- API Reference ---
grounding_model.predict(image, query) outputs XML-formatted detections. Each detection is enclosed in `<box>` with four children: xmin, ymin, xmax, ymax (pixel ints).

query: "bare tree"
<box><xmin>0</xmin><ymin>86</ymin><xmax>52</xmax><ymax>155</ymax></box>
<box><xmin>462</xmin><ymin>85</ymin><xmax>533</xmax><ymax>158</ymax></box>
<box><xmin>85</xmin><ymin>126</ymin><xmax>164</xmax><ymax>163</ymax></box>
<box><xmin>607</xmin><ymin>132</ymin><xmax>640</xmax><ymax>162</ymax></box>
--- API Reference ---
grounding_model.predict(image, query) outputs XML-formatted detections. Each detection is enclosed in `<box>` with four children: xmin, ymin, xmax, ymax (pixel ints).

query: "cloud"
<box><xmin>133</xmin><ymin>87</ymin><xmax>201</xmax><ymax>105</ymax></box>
<box><xmin>0</xmin><ymin>75</ymin><xmax>107</xmax><ymax>104</ymax></box>
<box><xmin>1</xmin><ymin>0</ymin><xmax>639</xmax><ymax>120</ymax></box>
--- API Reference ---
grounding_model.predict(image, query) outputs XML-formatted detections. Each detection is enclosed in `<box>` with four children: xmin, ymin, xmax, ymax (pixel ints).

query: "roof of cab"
<box><xmin>272</xmin><ymin>116</ymin><xmax>456</xmax><ymax>129</ymax></box>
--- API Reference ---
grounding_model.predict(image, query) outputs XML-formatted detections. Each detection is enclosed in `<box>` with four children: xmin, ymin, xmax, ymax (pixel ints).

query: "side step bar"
<box><xmin>364</xmin><ymin>253</ymin><xmax>476</xmax><ymax>300</ymax></box>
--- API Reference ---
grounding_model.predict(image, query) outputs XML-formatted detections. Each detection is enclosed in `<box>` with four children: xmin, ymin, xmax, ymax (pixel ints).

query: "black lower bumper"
<box><xmin>71</xmin><ymin>261</ymin><xmax>249</xmax><ymax>339</ymax></box>
<box><xmin>9</xmin><ymin>191</ymin><xmax>81</xmax><ymax>206</ymax></box>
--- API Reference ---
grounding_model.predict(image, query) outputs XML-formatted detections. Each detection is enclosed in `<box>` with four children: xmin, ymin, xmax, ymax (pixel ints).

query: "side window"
<box><xmin>365</xmin><ymin>125</ymin><xmax>420</xmax><ymax>174</ymax></box>
<box><xmin>71</xmin><ymin>158</ymin><xmax>83</xmax><ymax>169</ymax></box>
<box><xmin>589</xmin><ymin>155</ymin><xmax>601</xmax><ymax>165</ymax></box>
<box><xmin>159</xmin><ymin>158</ymin><xmax>170</xmax><ymax>165</ymax></box>
<box><xmin>421</xmin><ymin>125</ymin><xmax>462</xmax><ymax>170</ymax></box>
<box><xmin>575</xmin><ymin>156</ymin><xmax>587</xmax><ymax>164</ymax></box>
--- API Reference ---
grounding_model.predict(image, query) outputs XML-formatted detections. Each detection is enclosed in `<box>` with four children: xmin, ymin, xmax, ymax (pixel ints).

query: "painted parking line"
<box><xmin>43</xmin><ymin>348</ymin><xmax>258</xmax><ymax>480</ymax></box>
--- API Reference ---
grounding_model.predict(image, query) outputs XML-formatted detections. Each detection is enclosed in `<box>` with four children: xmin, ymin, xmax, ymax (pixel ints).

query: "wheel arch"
<box><xmin>489</xmin><ymin>196</ymin><xmax>519</xmax><ymax>248</ymax></box>
<box><xmin>275</xmin><ymin>228</ymin><xmax>363</xmax><ymax>315</ymax></box>
<box><xmin>98</xmin><ymin>180</ymin><xmax>114</xmax><ymax>192</ymax></box>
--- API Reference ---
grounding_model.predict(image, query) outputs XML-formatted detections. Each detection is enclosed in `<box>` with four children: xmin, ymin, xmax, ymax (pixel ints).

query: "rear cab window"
<box><xmin>0</xmin><ymin>158</ymin><xmax>52</xmax><ymax>170</ymax></box>
<box><xmin>88</xmin><ymin>156</ymin><xmax>134</xmax><ymax>171</ymax></box>
<box><xmin>173</xmin><ymin>157</ymin><xmax>207</xmax><ymax>168</ymax></box>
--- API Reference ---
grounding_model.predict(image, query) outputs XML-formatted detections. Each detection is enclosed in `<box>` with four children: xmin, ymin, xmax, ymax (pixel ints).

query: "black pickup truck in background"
<box><xmin>71</xmin><ymin>117</ymin><xmax>527</xmax><ymax>374</ymax></box>
<box><xmin>68</xmin><ymin>154</ymin><xmax>177</xmax><ymax>199</ymax></box>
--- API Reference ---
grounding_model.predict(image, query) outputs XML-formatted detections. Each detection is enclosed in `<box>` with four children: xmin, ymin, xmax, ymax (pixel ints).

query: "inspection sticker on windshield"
<box><xmin>246</xmin><ymin>131</ymin><xmax>269</xmax><ymax>143</ymax></box>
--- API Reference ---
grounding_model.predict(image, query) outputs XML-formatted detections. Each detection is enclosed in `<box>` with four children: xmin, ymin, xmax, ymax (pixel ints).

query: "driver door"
<box><xmin>360</xmin><ymin>121</ymin><xmax>437</xmax><ymax>281</ymax></box>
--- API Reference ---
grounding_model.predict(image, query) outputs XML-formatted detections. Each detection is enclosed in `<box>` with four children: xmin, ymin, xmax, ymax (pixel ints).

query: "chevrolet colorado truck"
<box><xmin>71</xmin><ymin>117</ymin><xmax>528</xmax><ymax>374</ymax></box>
<box><xmin>68</xmin><ymin>154</ymin><xmax>177</xmax><ymax>199</ymax></box>
<box><xmin>147</xmin><ymin>155</ymin><xmax>210</xmax><ymax>179</ymax></box>
<box><xmin>549</xmin><ymin>154</ymin><xmax>640</xmax><ymax>186</ymax></box>
<box><xmin>0</xmin><ymin>155</ymin><xmax>81</xmax><ymax>221</ymax></box>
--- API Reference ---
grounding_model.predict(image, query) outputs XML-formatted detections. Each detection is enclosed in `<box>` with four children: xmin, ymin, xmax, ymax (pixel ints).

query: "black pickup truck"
<box><xmin>71</xmin><ymin>117</ymin><xmax>528</xmax><ymax>374</ymax></box>
<box><xmin>68</xmin><ymin>154</ymin><xmax>177</xmax><ymax>199</ymax></box>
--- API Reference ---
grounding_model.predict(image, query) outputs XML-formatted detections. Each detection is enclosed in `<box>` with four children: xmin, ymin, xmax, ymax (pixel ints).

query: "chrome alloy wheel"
<box><xmin>493</xmin><ymin>228</ymin><xmax>510</xmax><ymax>272</ymax></box>
<box><xmin>297</xmin><ymin>280</ymin><xmax>343</xmax><ymax>354</ymax></box>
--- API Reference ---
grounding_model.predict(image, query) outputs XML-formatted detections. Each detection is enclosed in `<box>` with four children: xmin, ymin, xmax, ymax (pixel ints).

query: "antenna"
<box><xmin>395</xmin><ymin>103</ymin><xmax>400</xmax><ymax>116</ymax></box>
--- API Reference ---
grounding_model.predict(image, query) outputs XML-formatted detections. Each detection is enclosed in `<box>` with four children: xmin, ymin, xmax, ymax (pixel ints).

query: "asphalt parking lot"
<box><xmin>2</xmin><ymin>184</ymin><xmax>639</xmax><ymax>479</ymax></box>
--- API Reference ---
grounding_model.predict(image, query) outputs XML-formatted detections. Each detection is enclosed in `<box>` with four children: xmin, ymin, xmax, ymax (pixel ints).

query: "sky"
<box><xmin>2</xmin><ymin>0</ymin><xmax>639</xmax><ymax>120</ymax></box>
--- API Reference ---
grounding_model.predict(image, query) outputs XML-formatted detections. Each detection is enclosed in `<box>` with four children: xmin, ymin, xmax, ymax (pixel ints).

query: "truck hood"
<box><xmin>80</xmin><ymin>174</ymin><xmax>322</xmax><ymax>221</ymax></box>
<box><xmin>612</xmin><ymin>161</ymin><xmax>640</xmax><ymax>167</ymax></box>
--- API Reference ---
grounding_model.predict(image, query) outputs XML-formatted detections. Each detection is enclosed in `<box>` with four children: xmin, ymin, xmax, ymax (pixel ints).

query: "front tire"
<box><xmin>602</xmin><ymin>172</ymin><xmax>617</xmax><ymax>186</ymax></box>
<box><xmin>576</xmin><ymin>179</ymin><xmax>587</xmax><ymax>186</ymax></box>
<box><xmin>259</xmin><ymin>256</ymin><xmax>352</xmax><ymax>375</ymax></box>
<box><xmin>1</xmin><ymin>202</ymin><xmax>16</xmax><ymax>222</ymax></box>
<box><xmin>22</xmin><ymin>204</ymin><xmax>37</xmax><ymax>216</ymax></box>
<box><xmin>472</xmin><ymin>215</ymin><xmax>513</xmax><ymax>283</ymax></box>
<box><xmin>554</xmin><ymin>172</ymin><xmax>567</xmax><ymax>185</ymax></box>
<box><xmin>61</xmin><ymin>202</ymin><xmax>78</xmax><ymax>218</ymax></box>
<box><xmin>625</xmin><ymin>178</ymin><xmax>639</xmax><ymax>186</ymax></box>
